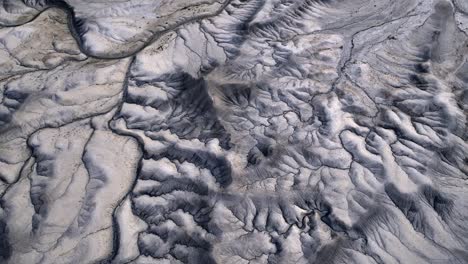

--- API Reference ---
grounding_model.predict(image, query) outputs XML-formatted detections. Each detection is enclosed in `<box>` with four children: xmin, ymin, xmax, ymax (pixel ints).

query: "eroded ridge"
<box><xmin>0</xmin><ymin>0</ymin><xmax>467</xmax><ymax>263</ymax></box>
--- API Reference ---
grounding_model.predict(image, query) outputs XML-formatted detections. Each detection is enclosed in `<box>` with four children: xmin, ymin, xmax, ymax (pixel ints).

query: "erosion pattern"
<box><xmin>0</xmin><ymin>0</ymin><xmax>467</xmax><ymax>263</ymax></box>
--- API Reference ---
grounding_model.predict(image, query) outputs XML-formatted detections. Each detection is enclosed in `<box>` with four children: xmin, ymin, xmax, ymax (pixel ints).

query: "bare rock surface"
<box><xmin>0</xmin><ymin>0</ymin><xmax>467</xmax><ymax>263</ymax></box>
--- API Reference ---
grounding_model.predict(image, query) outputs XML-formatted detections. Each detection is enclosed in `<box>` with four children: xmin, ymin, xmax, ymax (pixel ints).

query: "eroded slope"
<box><xmin>0</xmin><ymin>0</ymin><xmax>467</xmax><ymax>263</ymax></box>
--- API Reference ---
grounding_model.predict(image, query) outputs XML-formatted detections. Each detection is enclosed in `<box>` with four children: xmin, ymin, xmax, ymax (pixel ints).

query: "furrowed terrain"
<box><xmin>0</xmin><ymin>0</ymin><xmax>467</xmax><ymax>263</ymax></box>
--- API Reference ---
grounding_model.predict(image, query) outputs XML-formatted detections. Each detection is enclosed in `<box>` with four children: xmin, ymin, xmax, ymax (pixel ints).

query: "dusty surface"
<box><xmin>0</xmin><ymin>0</ymin><xmax>467</xmax><ymax>263</ymax></box>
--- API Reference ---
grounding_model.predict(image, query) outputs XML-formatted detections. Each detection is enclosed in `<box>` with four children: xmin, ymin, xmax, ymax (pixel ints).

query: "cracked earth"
<box><xmin>0</xmin><ymin>0</ymin><xmax>467</xmax><ymax>263</ymax></box>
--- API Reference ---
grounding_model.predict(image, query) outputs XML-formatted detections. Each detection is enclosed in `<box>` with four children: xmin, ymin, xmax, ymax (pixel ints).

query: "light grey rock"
<box><xmin>0</xmin><ymin>0</ymin><xmax>467</xmax><ymax>263</ymax></box>
<box><xmin>0</xmin><ymin>0</ymin><xmax>44</xmax><ymax>26</ymax></box>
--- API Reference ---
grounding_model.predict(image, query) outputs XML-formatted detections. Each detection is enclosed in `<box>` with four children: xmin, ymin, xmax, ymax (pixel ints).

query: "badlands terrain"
<box><xmin>0</xmin><ymin>0</ymin><xmax>467</xmax><ymax>263</ymax></box>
